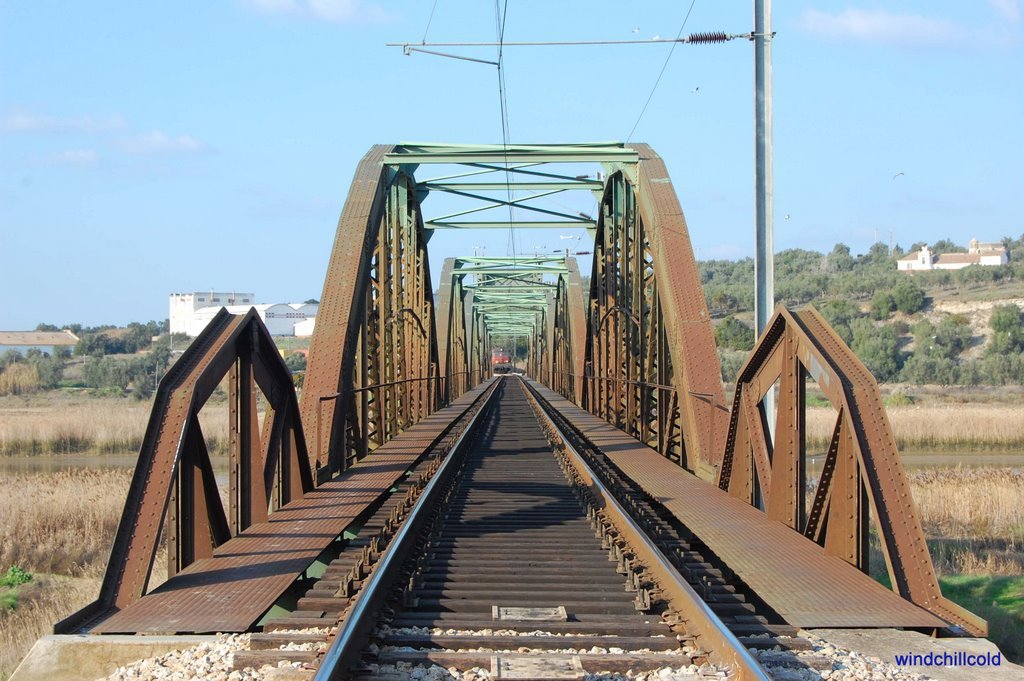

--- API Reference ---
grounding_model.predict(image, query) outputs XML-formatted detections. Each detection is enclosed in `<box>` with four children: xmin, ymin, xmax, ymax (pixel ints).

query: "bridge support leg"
<box><xmin>169</xmin><ymin>418</ymin><xmax>231</xmax><ymax>577</ymax></box>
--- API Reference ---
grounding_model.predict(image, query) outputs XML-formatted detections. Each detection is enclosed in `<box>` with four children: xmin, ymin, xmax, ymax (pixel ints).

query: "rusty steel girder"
<box><xmin>301</xmin><ymin>146</ymin><xmax>443</xmax><ymax>480</ymax></box>
<box><xmin>467</xmin><ymin>296</ymin><xmax>492</xmax><ymax>386</ymax></box>
<box><xmin>543</xmin><ymin>289</ymin><xmax>555</xmax><ymax>384</ymax></box>
<box><xmin>56</xmin><ymin>309</ymin><xmax>312</xmax><ymax>633</ymax></box>
<box><xmin>717</xmin><ymin>306</ymin><xmax>986</xmax><ymax>635</ymax></box>
<box><xmin>436</xmin><ymin>258</ymin><xmax>471</xmax><ymax>403</ymax></box>
<box><xmin>524</xmin><ymin>301</ymin><xmax>550</xmax><ymax>381</ymax></box>
<box><xmin>551</xmin><ymin>258</ymin><xmax>586</xmax><ymax>403</ymax></box>
<box><xmin>582</xmin><ymin>145</ymin><xmax>726</xmax><ymax>478</ymax></box>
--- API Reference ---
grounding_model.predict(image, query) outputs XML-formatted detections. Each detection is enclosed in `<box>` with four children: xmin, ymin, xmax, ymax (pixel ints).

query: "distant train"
<box><xmin>492</xmin><ymin>349</ymin><xmax>514</xmax><ymax>375</ymax></box>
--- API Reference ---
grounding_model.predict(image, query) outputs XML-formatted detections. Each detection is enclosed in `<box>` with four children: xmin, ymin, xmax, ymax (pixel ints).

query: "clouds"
<box><xmin>119</xmin><ymin>131</ymin><xmax>207</xmax><ymax>155</ymax></box>
<box><xmin>36</xmin><ymin>149</ymin><xmax>100</xmax><ymax>167</ymax></box>
<box><xmin>798</xmin><ymin>8</ymin><xmax>959</xmax><ymax>46</ymax></box>
<box><xmin>0</xmin><ymin>112</ymin><xmax>126</xmax><ymax>134</ymax></box>
<box><xmin>798</xmin><ymin>5</ymin><xmax>1021</xmax><ymax>48</ymax></box>
<box><xmin>241</xmin><ymin>0</ymin><xmax>390</xmax><ymax>24</ymax></box>
<box><xmin>988</xmin><ymin>0</ymin><xmax>1022</xmax><ymax>23</ymax></box>
<box><xmin>1</xmin><ymin>109</ymin><xmax>209</xmax><ymax>168</ymax></box>
<box><xmin>987</xmin><ymin>0</ymin><xmax>1019</xmax><ymax>22</ymax></box>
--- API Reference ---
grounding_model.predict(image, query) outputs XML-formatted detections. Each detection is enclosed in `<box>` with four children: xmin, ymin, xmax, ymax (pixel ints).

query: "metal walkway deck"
<box><xmin>93</xmin><ymin>380</ymin><xmax>494</xmax><ymax>635</ymax></box>
<box><xmin>528</xmin><ymin>381</ymin><xmax>947</xmax><ymax>630</ymax></box>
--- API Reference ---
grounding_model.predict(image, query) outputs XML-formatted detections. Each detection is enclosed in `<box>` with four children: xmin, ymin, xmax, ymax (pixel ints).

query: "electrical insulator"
<box><xmin>686</xmin><ymin>31</ymin><xmax>729</xmax><ymax>44</ymax></box>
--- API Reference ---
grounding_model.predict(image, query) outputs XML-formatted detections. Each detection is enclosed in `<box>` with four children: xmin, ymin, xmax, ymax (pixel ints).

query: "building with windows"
<box><xmin>897</xmin><ymin>239</ymin><xmax>1009</xmax><ymax>272</ymax></box>
<box><xmin>169</xmin><ymin>291</ymin><xmax>317</xmax><ymax>337</ymax></box>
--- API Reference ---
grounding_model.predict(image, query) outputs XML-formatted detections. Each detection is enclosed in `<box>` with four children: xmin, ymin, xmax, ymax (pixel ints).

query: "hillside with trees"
<box><xmin>705</xmin><ymin>235</ymin><xmax>1024</xmax><ymax>386</ymax></box>
<box><xmin>0</xmin><ymin>321</ymin><xmax>176</xmax><ymax>398</ymax></box>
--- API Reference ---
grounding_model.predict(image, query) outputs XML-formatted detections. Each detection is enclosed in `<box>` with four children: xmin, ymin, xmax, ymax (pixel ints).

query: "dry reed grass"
<box><xmin>0</xmin><ymin>575</ymin><xmax>100</xmax><ymax>680</ymax></box>
<box><xmin>2</xmin><ymin>396</ymin><xmax>1020</xmax><ymax>456</ymax></box>
<box><xmin>0</xmin><ymin>470</ymin><xmax>170</xmax><ymax>680</ymax></box>
<box><xmin>908</xmin><ymin>467</ymin><xmax>1024</xmax><ymax>576</ymax></box>
<box><xmin>0</xmin><ymin>399</ymin><xmax>230</xmax><ymax>456</ymax></box>
<box><xmin>807</xmin><ymin>404</ymin><xmax>1024</xmax><ymax>450</ymax></box>
<box><xmin>0</xmin><ymin>470</ymin><xmax>128</xmax><ymax>679</ymax></box>
<box><xmin>0</xmin><ymin>469</ymin><xmax>134</xmax><ymax>575</ymax></box>
<box><xmin>0</xmin><ymin>364</ymin><xmax>40</xmax><ymax>396</ymax></box>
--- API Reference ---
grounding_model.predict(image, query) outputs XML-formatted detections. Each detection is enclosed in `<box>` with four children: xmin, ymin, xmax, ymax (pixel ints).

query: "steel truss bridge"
<box><xmin>54</xmin><ymin>143</ymin><xmax>987</xmax><ymax>680</ymax></box>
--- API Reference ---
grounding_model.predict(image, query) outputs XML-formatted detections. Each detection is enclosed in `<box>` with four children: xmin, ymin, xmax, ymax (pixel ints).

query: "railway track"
<box><xmin>238</xmin><ymin>377</ymin><xmax>787</xmax><ymax>680</ymax></box>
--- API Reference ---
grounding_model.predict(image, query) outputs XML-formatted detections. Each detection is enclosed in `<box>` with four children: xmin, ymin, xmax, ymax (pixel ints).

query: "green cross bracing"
<box><xmin>384</xmin><ymin>142</ymin><xmax>637</xmax><ymax>235</ymax></box>
<box><xmin>447</xmin><ymin>255</ymin><xmax>556</xmax><ymax>348</ymax></box>
<box><xmin>391</xmin><ymin>143</ymin><xmax>632</xmax><ymax>356</ymax></box>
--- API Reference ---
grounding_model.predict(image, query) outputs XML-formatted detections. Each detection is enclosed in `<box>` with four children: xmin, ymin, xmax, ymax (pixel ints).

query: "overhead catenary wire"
<box><xmin>626</xmin><ymin>0</ymin><xmax>700</xmax><ymax>143</ymax></box>
<box><xmin>391</xmin><ymin>32</ymin><xmax>737</xmax><ymax>50</ymax></box>
<box><xmin>392</xmin><ymin>10</ymin><xmax>745</xmax><ymax>354</ymax></box>
<box><xmin>421</xmin><ymin>0</ymin><xmax>440</xmax><ymax>44</ymax></box>
<box><xmin>494</xmin><ymin>0</ymin><xmax>517</xmax><ymax>265</ymax></box>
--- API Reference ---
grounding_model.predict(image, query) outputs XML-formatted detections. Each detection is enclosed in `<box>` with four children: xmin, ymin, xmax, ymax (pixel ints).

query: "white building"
<box><xmin>169</xmin><ymin>291</ymin><xmax>318</xmax><ymax>337</ymax></box>
<box><xmin>897</xmin><ymin>239</ymin><xmax>1009</xmax><ymax>272</ymax></box>
<box><xmin>294</xmin><ymin>317</ymin><xmax>317</xmax><ymax>337</ymax></box>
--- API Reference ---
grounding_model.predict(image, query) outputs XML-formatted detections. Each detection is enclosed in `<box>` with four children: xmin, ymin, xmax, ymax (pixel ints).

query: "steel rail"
<box><xmin>313</xmin><ymin>380</ymin><xmax>501</xmax><ymax>681</ymax></box>
<box><xmin>519</xmin><ymin>377</ymin><xmax>771</xmax><ymax>681</ymax></box>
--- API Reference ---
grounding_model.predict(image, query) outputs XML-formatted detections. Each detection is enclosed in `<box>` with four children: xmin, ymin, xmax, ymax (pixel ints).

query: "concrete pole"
<box><xmin>754</xmin><ymin>0</ymin><xmax>776</xmax><ymax>454</ymax></box>
<box><xmin>754</xmin><ymin>0</ymin><xmax>774</xmax><ymax>337</ymax></box>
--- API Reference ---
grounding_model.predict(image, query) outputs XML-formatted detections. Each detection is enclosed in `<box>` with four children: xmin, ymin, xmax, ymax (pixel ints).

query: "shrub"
<box><xmin>714</xmin><ymin>316</ymin><xmax>754</xmax><ymax>352</ymax></box>
<box><xmin>818</xmin><ymin>299</ymin><xmax>861</xmax><ymax>345</ymax></box>
<box><xmin>915</xmin><ymin>315</ymin><xmax>971</xmax><ymax>360</ymax></box>
<box><xmin>900</xmin><ymin>354</ymin><xmax>961</xmax><ymax>385</ymax></box>
<box><xmin>892</xmin><ymin>278</ymin><xmax>926</xmax><ymax>314</ymax></box>
<box><xmin>718</xmin><ymin>350</ymin><xmax>747</xmax><ymax>384</ymax></box>
<box><xmin>0</xmin><ymin>567</ymin><xmax>32</xmax><ymax>588</ymax></box>
<box><xmin>850</xmin><ymin>319</ymin><xmax>904</xmax><ymax>382</ymax></box>
<box><xmin>988</xmin><ymin>304</ymin><xmax>1024</xmax><ymax>355</ymax></box>
<box><xmin>284</xmin><ymin>352</ymin><xmax>307</xmax><ymax>373</ymax></box>
<box><xmin>869</xmin><ymin>291</ymin><xmax>895</xmax><ymax>320</ymax></box>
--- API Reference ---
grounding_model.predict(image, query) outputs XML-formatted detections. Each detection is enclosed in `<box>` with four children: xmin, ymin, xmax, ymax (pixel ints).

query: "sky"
<box><xmin>1</xmin><ymin>1</ymin><xmax>1022</xmax><ymax>330</ymax></box>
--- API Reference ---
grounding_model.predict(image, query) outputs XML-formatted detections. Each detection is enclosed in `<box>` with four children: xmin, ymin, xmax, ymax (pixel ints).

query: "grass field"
<box><xmin>870</xmin><ymin>467</ymin><xmax>1024</xmax><ymax>662</ymax></box>
<box><xmin>3</xmin><ymin>394</ymin><xmax>1022</xmax><ymax>457</ymax></box>
<box><xmin>0</xmin><ymin>469</ymin><xmax>167</xmax><ymax>680</ymax></box>
<box><xmin>0</xmin><ymin>396</ymin><xmax>230</xmax><ymax>456</ymax></box>
<box><xmin>0</xmin><ymin>574</ymin><xmax>101</xmax><ymax>681</ymax></box>
<box><xmin>806</xmin><ymin>404</ymin><xmax>1024</xmax><ymax>450</ymax></box>
<box><xmin>0</xmin><ymin>396</ymin><xmax>1021</xmax><ymax>675</ymax></box>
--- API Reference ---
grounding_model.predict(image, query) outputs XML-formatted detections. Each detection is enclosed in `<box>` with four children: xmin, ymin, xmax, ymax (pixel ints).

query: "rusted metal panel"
<box><xmin>718</xmin><ymin>306</ymin><xmax>986</xmax><ymax>635</ymax></box>
<box><xmin>169</xmin><ymin>417</ymin><xmax>229</xmax><ymax>574</ymax></box>
<box><xmin>436</xmin><ymin>258</ymin><xmax>455</xmax><ymax>399</ymax></box>
<box><xmin>552</xmin><ymin>258</ymin><xmax>587</xmax><ymax>404</ymax></box>
<box><xmin>91</xmin><ymin>382</ymin><xmax>493</xmax><ymax>634</ymax></box>
<box><xmin>766</xmin><ymin>334</ymin><xmax>804</xmax><ymax>528</ymax></box>
<box><xmin>302</xmin><ymin>152</ymin><xmax>442</xmax><ymax>477</ymax></box>
<box><xmin>436</xmin><ymin>258</ymin><xmax>471</xmax><ymax>403</ymax></box>
<box><xmin>790</xmin><ymin>309</ymin><xmax>985</xmax><ymax>634</ymax></box>
<box><xmin>565</xmin><ymin>259</ymin><xmax>586</xmax><ymax>403</ymax></box>
<box><xmin>530</xmin><ymin>381</ymin><xmax>947</xmax><ymax>630</ymax></box>
<box><xmin>629</xmin><ymin>144</ymin><xmax>728</xmax><ymax>476</ymax></box>
<box><xmin>300</xmin><ymin>145</ymin><xmax>396</xmax><ymax>475</ymax></box>
<box><xmin>578</xmin><ymin>147</ymin><xmax>726</xmax><ymax>477</ymax></box>
<box><xmin>57</xmin><ymin>309</ymin><xmax>313</xmax><ymax>634</ymax></box>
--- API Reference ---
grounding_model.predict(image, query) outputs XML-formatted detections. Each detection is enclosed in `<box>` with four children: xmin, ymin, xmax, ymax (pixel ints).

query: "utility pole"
<box><xmin>754</xmin><ymin>0</ymin><xmax>775</xmax><ymax>446</ymax></box>
<box><xmin>754</xmin><ymin>0</ymin><xmax>774</xmax><ymax>338</ymax></box>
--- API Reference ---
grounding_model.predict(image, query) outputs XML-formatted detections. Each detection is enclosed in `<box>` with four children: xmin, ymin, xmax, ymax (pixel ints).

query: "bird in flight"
<box><xmin>893</xmin><ymin>172</ymin><xmax>905</xmax><ymax>180</ymax></box>
<box><xmin>691</xmin><ymin>86</ymin><xmax>700</xmax><ymax>93</ymax></box>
